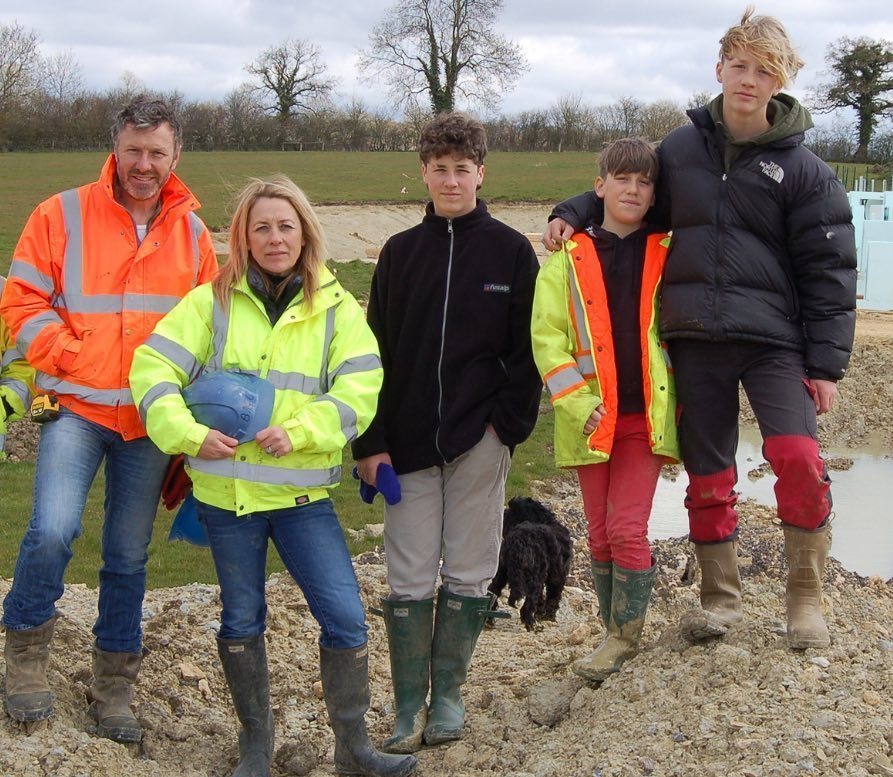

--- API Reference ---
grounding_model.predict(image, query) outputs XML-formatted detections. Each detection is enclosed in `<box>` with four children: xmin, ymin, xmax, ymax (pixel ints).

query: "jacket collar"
<box><xmin>422</xmin><ymin>199</ymin><xmax>489</xmax><ymax>234</ymax></box>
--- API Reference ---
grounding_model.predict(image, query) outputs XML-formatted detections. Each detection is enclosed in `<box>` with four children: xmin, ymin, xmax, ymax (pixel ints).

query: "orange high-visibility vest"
<box><xmin>1</xmin><ymin>155</ymin><xmax>218</xmax><ymax>439</ymax></box>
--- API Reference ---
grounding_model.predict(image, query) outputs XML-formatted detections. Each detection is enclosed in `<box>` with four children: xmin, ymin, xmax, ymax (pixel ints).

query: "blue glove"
<box><xmin>352</xmin><ymin>463</ymin><xmax>402</xmax><ymax>505</ymax></box>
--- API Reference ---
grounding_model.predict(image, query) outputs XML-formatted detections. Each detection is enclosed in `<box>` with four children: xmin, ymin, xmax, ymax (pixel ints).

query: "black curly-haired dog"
<box><xmin>488</xmin><ymin>497</ymin><xmax>573</xmax><ymax>631</ymax></box>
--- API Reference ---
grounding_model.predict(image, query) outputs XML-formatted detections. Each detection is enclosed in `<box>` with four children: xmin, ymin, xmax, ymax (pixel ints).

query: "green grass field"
<box><xmin>0</xmin><ymin>151</ymin><xmax>601</xmax><ymax>268</ymax></box>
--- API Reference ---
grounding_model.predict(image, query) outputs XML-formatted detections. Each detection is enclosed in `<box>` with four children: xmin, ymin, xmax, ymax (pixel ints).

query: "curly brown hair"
<box><xmin>419</xmin><ymin>112</ymin><xmax>487</xmax><ymax>166</ymax></box>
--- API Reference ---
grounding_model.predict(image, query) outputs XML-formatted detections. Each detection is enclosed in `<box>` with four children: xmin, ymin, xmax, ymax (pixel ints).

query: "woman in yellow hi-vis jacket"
<box><xmin>130</xmin><ymin>176</ymin><xmax>416</xmax><ymax>777</ymax></box>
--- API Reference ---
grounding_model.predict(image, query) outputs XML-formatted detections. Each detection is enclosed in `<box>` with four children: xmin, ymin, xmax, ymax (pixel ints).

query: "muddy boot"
<box><xmin>423</xmin><ymin>589</ymin><xmax>491</xmax><ymax>746</ymax></box>
<box><xmin>381</xmin><ymin>598</ymin><xmax>433</xmax><ymax>754</ymax></box>
<box><xmin>573</xmin><ymin>563</ymin><xmax>655</xmax><ymax>683</ymax></box>
<box><xmin>319</xmin><ymin>643</ymin><xmax>417</xmax><ymax>777</ymax></box>
<box><xmin>679</xmin><ymin>541</ymin><xmax>743</xmax><ymax>641</ymax></box>
<box><xmin>4</xmin><ymin>615</ymin><xmax>58</xmax><ymax>722</ymax></box>
<box><xmin>87</xmin><ymin>647</ymin><xmax>143</xmax><ymax>743</ymax></box>
<box><xmin>590</xmin><ymin>560</ymin><xmax>613</xmax><ymax>629</ymax></box>
<box><xmin>784</xmin><ymin>524</ymin><xmax>831</xmax><ymax>649</ymax></box>
<box><xmin>218</xmin><ymin>635</ymin><xmax>274</xmax><ymax>777</ymax></box>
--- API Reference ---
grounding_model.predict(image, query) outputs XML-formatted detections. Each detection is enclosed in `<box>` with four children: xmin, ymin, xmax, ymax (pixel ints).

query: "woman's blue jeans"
<box><xmin>196</xmin><ymin>498</ymin><xmax>368</xmax><ymax>648</ymax></box>
<box><xmin>2</xmin><ymin>408</ymin><xmax>169</xmax><ymax>652</ymax></box>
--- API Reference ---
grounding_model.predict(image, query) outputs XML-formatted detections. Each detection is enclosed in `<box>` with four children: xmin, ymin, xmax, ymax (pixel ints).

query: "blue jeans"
<box><xmin>197</xmin><ymin>498</ymin><xmax>368</xmax><ymax>648</ymax></box>
<box><xmin>2</xmin><ymin>408</ymin><xmax>169</xmax><ymax>653</ymax></box>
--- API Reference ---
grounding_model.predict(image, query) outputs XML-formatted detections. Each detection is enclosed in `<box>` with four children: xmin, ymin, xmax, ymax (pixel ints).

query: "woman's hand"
<box><xmin>198</xmin><ymin>429</ymin><xmax>239</xmax><ymax>459</ymax></box>
<box><xmin>255</xmin><ymin>426</ymin><xmax>294</xmax><ymax>458</ymax></box>
<box><xmin>356</xmin><ymin>452</ymin><xmax>393</xmax><ymax>486</ymax></box>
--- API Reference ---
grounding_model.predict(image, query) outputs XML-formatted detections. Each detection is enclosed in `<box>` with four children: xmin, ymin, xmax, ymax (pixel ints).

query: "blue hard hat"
<box><xmin>168</xmin><ymin>492</ymin><xmax>210</xmax><ymax>547</ymax></box>
<box><xmin>182</xmin><ymin>370</ymin><xmax>275</xmax><ymax>443</ymax></box>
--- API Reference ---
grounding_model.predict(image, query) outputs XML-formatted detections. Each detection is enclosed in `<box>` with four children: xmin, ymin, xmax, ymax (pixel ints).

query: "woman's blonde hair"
<box><xmin>213</xmin><ymin>174</ymin><xmax>327</xmax><ymax>308</ymax></box>
<box><xmin>719</xmin><ymin>6</ymin><xmax>805</xmax><ymax>88</ymax></box>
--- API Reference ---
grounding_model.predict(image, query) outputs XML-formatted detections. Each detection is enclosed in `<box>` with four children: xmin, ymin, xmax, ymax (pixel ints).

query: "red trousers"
<box><xmin>576</xmin><ymin>413</ymin><xmax>664</xmax><ymax>570</ymax></box>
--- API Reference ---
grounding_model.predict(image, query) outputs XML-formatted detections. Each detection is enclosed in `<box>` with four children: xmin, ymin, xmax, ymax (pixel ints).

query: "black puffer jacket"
<box><xmin>351</xmin><ymin>201</ymin><xmax>542</xmax><ymax>475</ymax></box>
<box><xmin>554</xmin><ymin>95</ymin><xmax>857</xmax><ymax>380</ymax></box>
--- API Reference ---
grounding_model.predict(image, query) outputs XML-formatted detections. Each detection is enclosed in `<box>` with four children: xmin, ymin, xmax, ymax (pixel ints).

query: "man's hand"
<box><xmin>255</xmin><ymin>426</ymin><xmax>294</xmax><ymax>458</ymax></box>
<box><xmin>810</xmin><ymin>378</ymin><xmax>837</xmax><ymax>415</ymax></box>
<box><xmin>197</xmin><ymin>429</ymin><xmax>239</xmax><ymax>459</ymax></box>
<box><xmin>541</xmin><ymin>218</ymin><xmax>575</xmax><ymax>252</ymax></box>
<box><xmin>357</xmin><ymin>452</ymin><xmax>393</xmax><ymax>486</ymax></box>
<box><xmin>583</xmin><ymin>404</ymin><xmax>606</xmax><ymax>435</ymax></box>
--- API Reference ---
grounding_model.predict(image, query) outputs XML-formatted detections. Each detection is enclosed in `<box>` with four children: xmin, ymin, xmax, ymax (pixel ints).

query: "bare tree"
<box><xmin>549</xmin><ymin>92</ymin><xmax>593</xmax><ymax>152</ymax></box>
<box><xmin>0</xmin><ymin>21</ymin><xmax>41</xmax><ymax>114</ymax></box>
<box><xmin>39</xmin><ymin>49</ymin><xmax>85</xmax><ymax>105</ymax></box>
<box><xmin>245</xmin><ymin>39</ymin><xmax>337</xmax><ymax>122</ymax></box>
<box><xmin>639</xmin><ymin>99</ymin><xmax>687</xmax><ymax>141</ymax></box>
<box><xmin>359</xmin><ymin>0</ymin><xmax>528</xmax><ymax>114</ymax></box>
<box><xmin>686</xmin><ymin>90</ymin><xmax>715</xmax><ymax>111</ymax></box>
<box><xmin>809</xmin><ymin>36</ymin><xmax>893</xmax><ymax>162</ymax></box>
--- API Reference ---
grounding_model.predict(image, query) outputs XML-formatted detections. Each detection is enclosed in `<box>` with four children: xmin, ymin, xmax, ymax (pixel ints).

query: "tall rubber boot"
<box><xmin>217</xmin><ymin>635</ymin><xmax>274</xmax><ymax>777</ymax></box>
<box><xmin>381</xmin><ymin>598</ymin><xmax>433</xmax><ymax>754</ymax></box>
<box><xmin>573</xmin><ymin>562</ymin><xmax>656</xmax><ymax>682</ymax></box>
<box><xmin>423</xmin><ymin>589</ymin><xmax>491</xmax><ymax>746</ymax></box>
<box><xmin>590</xmin><ymin>560</ymin><xmax>613</xmax><ymax>629</ymax></box>
<box><xmin>783</xmin><ymin>524</ymin><xmax>831</xmax><ymax>649</ymax></box>
<box><xmin>679</xmin><ymin>541</ymin><xmax>743</xmax><ymax>641</ymax></box>
<box><xmin>88</xmin><ymin>647</ymin><xmax>143</xmax><ymax>742</ymax></box>
<box><xmin>4</xmin><ymin>614</ymin><xmax>57</xmax><ymax>722</ymax></box>
<box><xmin>319</xmin><ymin>643</ymin><xmax>417</xmax><ymax>777</ymax></box>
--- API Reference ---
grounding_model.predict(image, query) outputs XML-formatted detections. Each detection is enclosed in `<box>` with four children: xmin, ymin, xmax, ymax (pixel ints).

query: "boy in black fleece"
<box><xmin>544</xmin><ymin>7</ymin><xmax>856</xmax><ymax>651</ymax></box>
<box><xmin>352</xmin><ymin>112</ymin><xmax>541</xmax><ymax>751</ymax></box>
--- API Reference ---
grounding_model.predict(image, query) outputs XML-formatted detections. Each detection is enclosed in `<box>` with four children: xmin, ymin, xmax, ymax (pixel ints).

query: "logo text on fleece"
<box><xmin>759</xmin><ymin>160</ymin><xmax>784</xmax><ymax>184</ymax></box>
<box><xmin>483</xmin><ymin>283</ymin><xmax>511</xmax><ymax>293</ymax></box>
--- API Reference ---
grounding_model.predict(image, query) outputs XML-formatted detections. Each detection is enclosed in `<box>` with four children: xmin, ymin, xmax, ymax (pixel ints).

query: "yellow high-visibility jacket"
<box><xmin>129</xmin><ymin>267</ymin><xmax>383</xmax><ymax>515</ymax></box>
<box><xmin>0</xmin><ymin>276</ymin><xmax>35</xmax><ymax>452</ymax></box>
<box><xmin>531</xmin><ymin>234</ymin><xmax>679</xmax><ymax>468</ymax></box>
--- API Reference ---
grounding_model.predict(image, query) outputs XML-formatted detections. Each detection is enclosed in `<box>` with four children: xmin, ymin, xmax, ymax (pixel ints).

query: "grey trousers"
<box><xmin>384</xmin><ymin>431</ymin><xmax>511</xmax><ymax>600</ymax></box>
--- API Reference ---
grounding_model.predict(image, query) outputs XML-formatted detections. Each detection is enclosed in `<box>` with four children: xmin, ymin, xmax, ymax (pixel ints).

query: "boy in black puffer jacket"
<box><xmin>544</xmin><ymin>7</ymin><xmax>856</xmax><ymax>651</ymax></box>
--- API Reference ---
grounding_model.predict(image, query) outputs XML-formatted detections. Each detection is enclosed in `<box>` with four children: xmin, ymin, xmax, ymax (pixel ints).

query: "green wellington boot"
<box><xmin>381</xmin><ymin>598</ymin><xmax>434</xmax><ymax>754</ymax></box>
<box><xmin>573</xmin><ymin>562</ymin><xmax>656</xmax><ymax>683</ymax></box>
<box><xmin>423</xmin><ymin>589</ymin><xmax>491</xmax><ymax>746</ymax></box>
<box><xmin>590</xmin><ymin>560</ymin><xmax>613</xmax><ymax>629</ymax></box>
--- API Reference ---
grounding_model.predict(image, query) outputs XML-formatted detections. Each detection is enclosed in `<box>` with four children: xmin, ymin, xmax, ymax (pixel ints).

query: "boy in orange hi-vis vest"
<box><xmin>531</xmin><ymin>137</ymin><xmax>679</xmax><ymax>684</ymax></box>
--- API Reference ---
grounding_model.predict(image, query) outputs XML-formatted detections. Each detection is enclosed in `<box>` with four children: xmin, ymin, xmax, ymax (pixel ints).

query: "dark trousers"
<box><xmin>670</xmin><ymin>340</ymin><xmax>831</xmax><ymax>543</ymax></box>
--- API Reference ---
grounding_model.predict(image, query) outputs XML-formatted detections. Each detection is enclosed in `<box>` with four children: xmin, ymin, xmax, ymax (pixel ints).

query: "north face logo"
<box><xmin>759</xmin><ymin>160</ymin><xmax>784</xmax><ymax>184</ymax></box>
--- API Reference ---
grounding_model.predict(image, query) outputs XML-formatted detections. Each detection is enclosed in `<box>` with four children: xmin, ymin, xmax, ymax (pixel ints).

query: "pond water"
<box><xmin>648</xmin><ymin>427</ymin><xmax>893</xmax><ymax>579</ymax></box>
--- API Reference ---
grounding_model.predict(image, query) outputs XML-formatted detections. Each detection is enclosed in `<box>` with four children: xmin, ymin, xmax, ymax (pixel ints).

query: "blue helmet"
<box><xmin>182</xmin><ymin>370</ymin><xmax>275</xmax><ymax>443</ymax></box>
<box><xmin>167</xmin><ymin>493</ymin><xmax>209</xmax><ymax>547</ymax></box>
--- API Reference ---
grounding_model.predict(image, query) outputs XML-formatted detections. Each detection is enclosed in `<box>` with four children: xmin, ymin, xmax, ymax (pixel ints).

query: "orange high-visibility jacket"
<box><xmin>531</xmin><ymin>233</ymin><xmax>679</xmax><ymax>467</ymax></box>
<box><xmin>0</xmin><ymin>155</ymin><xmax>219</xmax><ymax>439</ymax></box>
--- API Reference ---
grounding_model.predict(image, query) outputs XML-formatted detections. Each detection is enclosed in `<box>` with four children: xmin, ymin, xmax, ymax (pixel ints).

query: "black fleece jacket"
<box><xmin>351</xmin><ymin>201</ymin><xmax>542</xmax><ymax>475</ymax></box>
<box><xmin>553</xmin><ymin>95</ymin><xmax>857</xmax><ymax>381</ymax></box>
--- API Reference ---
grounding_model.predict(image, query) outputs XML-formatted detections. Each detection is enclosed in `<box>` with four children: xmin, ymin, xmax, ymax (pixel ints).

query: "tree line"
<box><xmin>1</xmin><ymin>1</ymin><xmax>891</xmax><ymax>162</ymax></box>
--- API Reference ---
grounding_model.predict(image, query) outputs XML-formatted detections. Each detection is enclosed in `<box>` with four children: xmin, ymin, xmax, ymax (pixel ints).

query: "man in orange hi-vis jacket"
<box><xmin>0</xmin><ymin>98</ymin><xmax>218</xmax><ymax>742</ymax></box>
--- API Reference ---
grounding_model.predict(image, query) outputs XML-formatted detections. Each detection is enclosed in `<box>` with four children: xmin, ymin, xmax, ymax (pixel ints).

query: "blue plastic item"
<box><xmin>167</xmin><ymin>492</ymin><xmax>210</xmax><ymax>547</ymax></box>
<box><xmin>352</xmin><ymin>463</ymin><xmax>402</xmax><ymax>505</ymax></box>
<box><xmin>183</xmin><ymin>370</ymin><xmax>275</xmax><ymax>443</ymax></box>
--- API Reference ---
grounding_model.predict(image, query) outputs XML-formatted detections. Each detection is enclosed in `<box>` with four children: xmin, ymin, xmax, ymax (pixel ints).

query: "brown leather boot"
<box><xmin>87</xmin><ymin>647</ymin><xmax>143</xmax><ymax>742</ymax></box>
<box><xmin>680</xmin><ymin>541</ymin><xmax>743</xmax><ymax>641</ymax></box>
<box><xmin>4</xmin><ymin>615</ymin><xmax>58</xmax><ymax>722</ymax></box>
<box><xmin>784</xmin><ymin>524</ymin><xmax>831</xmax><ymax>649</ymax></box>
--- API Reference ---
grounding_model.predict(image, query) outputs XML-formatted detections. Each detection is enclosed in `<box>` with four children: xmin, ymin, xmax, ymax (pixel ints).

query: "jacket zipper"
<box><xmin>434</xmin><ymin>219</ymin><xmax>454</xmax><ymax>462</ymax></box>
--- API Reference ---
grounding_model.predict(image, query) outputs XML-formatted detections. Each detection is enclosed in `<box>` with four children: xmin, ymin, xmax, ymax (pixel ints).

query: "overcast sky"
<box><xmin>3</xmin><ymin>0</ymin><xmax>892</xmax><ymax>120</ymax></box>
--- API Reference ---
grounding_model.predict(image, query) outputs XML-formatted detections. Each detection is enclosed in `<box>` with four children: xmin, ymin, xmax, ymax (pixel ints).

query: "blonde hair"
<box><xmin>718</xmin><ymin>6</ymin><xmax>805</xmax><ymax>88</ymax></box>
<box><xmin>214</xmin><ymin>175</ymin><xmax>327</xmax><ymax>309</ymax></box>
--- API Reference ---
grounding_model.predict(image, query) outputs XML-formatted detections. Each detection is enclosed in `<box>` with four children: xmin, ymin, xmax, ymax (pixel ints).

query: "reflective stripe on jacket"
<box><xmin>531</xmin><ymin>233</ymin><xmax>679</xmax><ymax>467</ymax></box>
<box><xmin>0</xmin><ymin>276</ymin><xmax>35</xmax><ymax>451</ymax></box>
<box><xmin>0</xmin><ymin>155</ymin><xmax>218</xmax><ymax>439</ymax></box>
<box><xmin>129</xmin><ymin>267</ymin><xmax>383</xmax><ymax>516</ymax></box>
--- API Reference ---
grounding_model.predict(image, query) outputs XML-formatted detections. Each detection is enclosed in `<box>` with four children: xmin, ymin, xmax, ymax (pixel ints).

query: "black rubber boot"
<box><xmin>4</xmin><ymin>615</ymin><xmax>57</xmax><ymax>722</ymax></box>
<box><xmin>319</xmin><ymin>643</ymin><xmax>417</xmax><ymax>777</ymax></box>
<box><xmin>218</xmin><ymin>635</ymin><xmax>274</xmax><ymax>777</ymax></box>
<box><xmin>423</xmin><ymin>589</ymin><xmax>491</xmax><ymax>745</ymax></box>
<box><xmin>381</xmin><ymin>598</ymin><xmax>433</xmax><ymax>754</ymax></box>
